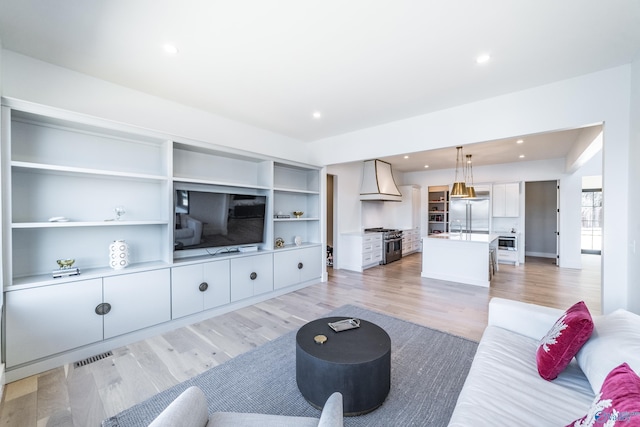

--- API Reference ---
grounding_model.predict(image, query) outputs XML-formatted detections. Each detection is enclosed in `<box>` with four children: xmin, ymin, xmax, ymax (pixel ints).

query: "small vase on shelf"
<box><xmin>109</xmin><ymin>240</ymin><xmax>129</xmax><ymax>270</ymax></box>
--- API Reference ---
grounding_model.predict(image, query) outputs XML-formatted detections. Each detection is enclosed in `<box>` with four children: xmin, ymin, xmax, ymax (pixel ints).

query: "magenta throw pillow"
<box><xmin>566</xmin><ymin>363</ymin><xmax>640</xmax><ymax>426</ymax></box>
<box><xmin>536</xmin><ymin>301</ymin><xmax>594</xmax><ymax>380</ymax></box>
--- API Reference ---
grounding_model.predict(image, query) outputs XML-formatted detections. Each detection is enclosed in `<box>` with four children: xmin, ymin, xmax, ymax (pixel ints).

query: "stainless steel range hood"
<box><xmin>359</xmin><ymin>159</ymin><xmax>402</xmax><ymax>202</ymax></box>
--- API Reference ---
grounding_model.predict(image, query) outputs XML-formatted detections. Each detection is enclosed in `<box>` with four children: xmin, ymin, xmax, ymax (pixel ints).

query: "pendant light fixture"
<box><xmin>465</xmin><ymin>154</ymin><xmax>477</xmax><ymax>198</ymax></box>
<box><xmin>451</xmin><ymin>146</ymin><xmax>468</xmax><ymax>198</ymax></box>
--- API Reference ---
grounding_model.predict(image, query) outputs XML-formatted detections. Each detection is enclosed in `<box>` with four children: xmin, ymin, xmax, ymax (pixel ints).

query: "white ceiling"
<box><xmin>0</xmin><ymin>1</ymin><xmax>638</xmax><ymax>163</ymax></box>
<box><xmin>380</xmin><ymin>126</ymin><xmax>597</xmax><ymax>172</ymax></box>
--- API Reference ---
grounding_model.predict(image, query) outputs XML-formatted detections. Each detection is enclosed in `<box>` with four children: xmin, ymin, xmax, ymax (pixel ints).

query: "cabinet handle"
<box><xmin>298</xmin><ymin>262</ymin><xmax>303</xmax><ymax>270</ymax></box>
<box><xmin>199</xmin><ymin>282</ymin><xmax>209</xmax><ymax>292</ymax></box>
<box><xmin>250</xmin><ymin>272</ymin><xmax>257</xmax><ymax>280</ymax></box>
<box><xmin>95</xmin><ymin>303</ymin><xmax>112</xmax><ymax>316</ymax></box>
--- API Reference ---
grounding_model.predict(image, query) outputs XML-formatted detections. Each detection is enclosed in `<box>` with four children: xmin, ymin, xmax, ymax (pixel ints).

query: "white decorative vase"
<box><xmin>109</xmin><ymin>240</ymin><xmax>129</xmax><ymax>270</ymax></box>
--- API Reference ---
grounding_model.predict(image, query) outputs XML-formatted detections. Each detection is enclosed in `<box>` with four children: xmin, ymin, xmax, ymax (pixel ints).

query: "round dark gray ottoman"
<box><xmin>296</xmin><ymin>316</ymin><xmax>391</xmax><ymax>416</ymax></box>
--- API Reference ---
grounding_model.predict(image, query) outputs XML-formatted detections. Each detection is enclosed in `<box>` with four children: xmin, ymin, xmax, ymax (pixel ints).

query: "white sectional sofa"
<box><xmin>448</xmin><ymin>297</ymin><xmax>640</xmax><ymax>427</ymax></box>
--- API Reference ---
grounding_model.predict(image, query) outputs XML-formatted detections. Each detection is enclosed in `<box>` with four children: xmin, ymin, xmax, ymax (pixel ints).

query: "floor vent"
<box><xmin>73</xmin><ymin>351</ymin><xmax>113</xmax><ymax>368</ymax></box>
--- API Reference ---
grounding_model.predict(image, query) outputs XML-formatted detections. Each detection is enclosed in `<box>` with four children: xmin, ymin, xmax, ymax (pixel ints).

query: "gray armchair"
<box><xmin>175</xmin><ymin>215</ymin><xmax>203</xmax><ymax>246</ymax></box>
<box><xmin>148</xmin><ymin>386</ymin><xmax>344</xmax><ymax>427</ymax></box>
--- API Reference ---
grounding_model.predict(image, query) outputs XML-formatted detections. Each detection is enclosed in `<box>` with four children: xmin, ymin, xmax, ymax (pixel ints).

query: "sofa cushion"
<box><xmin>576</xmin><ymin>309</ymin><xmax>640</xmax><ymax>395</ymax></box>
<box><xmin>536</xmin><ymin>301</ymin><xmax>594</xmax><ymax>381</ymax></box>
<box><xmin>148</xmin><ymin>386</ymin><xmax>209</xmax><ymax>427</ymax></box>
<box><xmin>448</xmin><ymin>325</ymin><xmax>594</xmax><ymax>426</ymax></box>
<box><xmin>566</xmin><ymin>363</ymin><xmax>640</xmax><ymax>427</ymax></box>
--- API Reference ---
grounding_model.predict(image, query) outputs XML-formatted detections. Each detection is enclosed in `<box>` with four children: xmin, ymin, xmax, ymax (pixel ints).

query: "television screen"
<box><xmin>174</xmin><ymin>189</ymin><xmax>266</xmax><ymax>251</ymax></box>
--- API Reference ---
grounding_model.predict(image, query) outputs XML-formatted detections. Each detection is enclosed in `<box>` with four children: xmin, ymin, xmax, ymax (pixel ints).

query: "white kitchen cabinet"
<box><xmin>493</xmin><ymin>183</ymin><xmax>520</xmax><ymax>217</ymax></box>
<box><xmin>230</xmin><ymin>253</ymin><xmax>274</xmax><ymax>302</ymax></box>
<box><xmin>171</xmin><ymin>259</ymin><xmax>231</xmax><ymax>319</ymax></box>
<box><xmin>402</xmin><ymin>228</ymin><xmax>421</xmax><ymax>256</ymax></box>
<box><xmin>362</xmin><ymin>233</ymin><xmax>383</xmax><ymax>267</ymax></box>
<box><xmin>273</xmin><ymin>245</ymin><xmax>322</xmax><ymax>289</ymax></box>
<box><xmin>5</xmin><ymin>279</ymin><xmax>104</xmax><ymax>367</ymax></box>
<box><xmin>339</xmin><ymin>232</ymin><xmax>382</xmax><ymax>272</ymax></box>
<box><xmin>103</xmin><ymin>269</ymin><xmax>171</xmax><ymax>339</ymax></box>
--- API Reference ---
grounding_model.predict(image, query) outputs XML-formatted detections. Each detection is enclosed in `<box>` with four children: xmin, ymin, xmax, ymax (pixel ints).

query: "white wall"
<box><xmin>628</xmin><ymin>59</ymin><xmax>640</xmax><ymax>314</ymax></box>
<box><xmin>1</xmin><ymin>50</ymin><xmax>313</xmax><ymax>165</ymax></box>
<box><xmin>315</xmin><ymin>66</ymin><xmax>631</xmax><ymax>314</ymax></box>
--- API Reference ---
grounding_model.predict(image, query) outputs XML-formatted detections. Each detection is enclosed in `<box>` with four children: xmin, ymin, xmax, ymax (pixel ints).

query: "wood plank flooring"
<box><xmin>0</xmin><ymin>254</ymin><xmax>601</xmax><ymax>427</ymax></box>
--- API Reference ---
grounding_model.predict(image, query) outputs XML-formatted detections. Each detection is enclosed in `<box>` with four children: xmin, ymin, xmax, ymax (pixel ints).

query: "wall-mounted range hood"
<box><xmin>359</xmin><ymin>159</ymin><xmax>402</xmax><ymax>202</ymax></box>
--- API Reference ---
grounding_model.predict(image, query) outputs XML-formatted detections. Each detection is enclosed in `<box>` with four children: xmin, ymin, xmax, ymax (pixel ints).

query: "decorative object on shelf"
<box><xmin>53</xmin><ymin>258</ymin><xmax>80</xmax><ymax>278</ymax></box>
<box><xmin>275</xmin><ymin>237</ymin><xmax>285</xmax><ymax>248</ymax></box>
<box><xmin>293</xmin><ymin>211</ymin><xmax>304</xmax><ymax>218</ymax></box>
<box><xmin>109</xmin><ymin>239</ymin><xmax>130</xmax><ymax>269</ymax></box>
<box><xmin>114</xmin><ymin>206</ymin><xmax>126</xmax><ymax>221</ymax></box>
<box><xmin>465</xmin><ymin>154</ymin><xmax>476</xmax><ymax>198</ymax></box>
<box><xmin>56</xmin><ymin>258</ymin><xmax>75</xmax><ymax>269</ymax></box>
<box><xmin>274</xmin><ymin>214</ymin><xmax>291</xmax><ymax>218</ymax></box>
<box><xmin>48</xmin><ymin>216</ymin><xmax>69</xmax><ymax>222</ymax></box>
<box><xmin>451</xmin><ymin>146</ymin><xmax>468</xmax><ymax>198</ymax></box>
<box><xmin>294</xmin><ymin>236</ymin><xmax>302</xmax><ymax>246</ymax></box>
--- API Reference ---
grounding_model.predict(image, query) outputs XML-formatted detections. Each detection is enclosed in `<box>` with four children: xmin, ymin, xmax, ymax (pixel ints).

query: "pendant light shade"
<box><xmin>451</xmin><ymin>146</ymin><xmax>468</xmax><ymax>198</ymax></box>
<box><xmin>465</xmin><ymin>154</ymin><xmax>476</xmax><ymax>198</ymax></box>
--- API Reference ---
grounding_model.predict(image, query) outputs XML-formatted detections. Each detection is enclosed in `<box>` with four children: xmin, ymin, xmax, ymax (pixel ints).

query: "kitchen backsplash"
<box><xmin>493</xmin><ymin>217</ymin><xmax>520</xmax><ymax>233</ymax></box>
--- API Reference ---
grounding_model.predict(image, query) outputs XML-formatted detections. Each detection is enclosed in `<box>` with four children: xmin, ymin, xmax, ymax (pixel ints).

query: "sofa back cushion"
<box><xmin>536</xmin><ymin>301</ymin><xmax>594</xmax><ymax>381</ymax></box>
<box><xmin>576</xmin><ymin>309</ymin><xmax>640</xmax><ymax>394</ymax></box>
<box><xmin>565</xmin><ymin>363</ymin><xmax>640</xmax><ymax>427</ymax></box>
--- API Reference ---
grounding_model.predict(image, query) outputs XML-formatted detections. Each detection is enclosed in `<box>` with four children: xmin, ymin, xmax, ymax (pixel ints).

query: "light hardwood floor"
<box><xmin>0</xmin><ymin>254</ymin><xmax>601</xmax><ymax>427</ymax></box>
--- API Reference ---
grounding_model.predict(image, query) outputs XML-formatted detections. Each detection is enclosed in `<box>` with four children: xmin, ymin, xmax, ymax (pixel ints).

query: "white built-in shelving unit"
<box><xmin>1</xmin><ymin>98</ymin><xmax>324</xmax><ymax>381</ymax></box>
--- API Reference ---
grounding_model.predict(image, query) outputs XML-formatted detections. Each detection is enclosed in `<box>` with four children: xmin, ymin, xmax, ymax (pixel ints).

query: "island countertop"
<box><xmin>421</xmin><ymin>233</ymin><xmax>499</xmax><ymax>287</ymax></box>
<box><xmin>426</xmin><ymin>233</ymin><xmax>500</xmax><ymax>243</ymax></box>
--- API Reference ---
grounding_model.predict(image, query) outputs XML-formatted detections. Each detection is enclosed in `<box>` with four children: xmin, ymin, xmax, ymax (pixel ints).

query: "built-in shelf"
<box><xmin>12</xmin><ymin>220</ymin><xmax>169</xmax><ymax>229</ymax></box>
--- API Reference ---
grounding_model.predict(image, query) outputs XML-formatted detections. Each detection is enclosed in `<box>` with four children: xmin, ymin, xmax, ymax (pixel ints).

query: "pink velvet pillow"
<box><xmin>566</xmin><ymin>363</ymin><xmax>640</xmax><ymax>426</ymax></box>
<box><xmin>536</xmin><ymin>301</ymin><xmax>594</xmax><ymax>380</ymax></box>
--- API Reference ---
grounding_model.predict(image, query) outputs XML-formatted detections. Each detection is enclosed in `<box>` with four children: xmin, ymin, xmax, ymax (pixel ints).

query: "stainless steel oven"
<box><xmin>498</xmin><ymin>235</ymin><xmax>517</xmax><ymax>251</ymax></box>
<box><xmin>364</xmin><ymin>228</ymin><xmax>403</xmax><ymax>264</ymax></box>
<box><xmin>383</xmin><ymin>232</ymin><xmax>403</xmax><ymax>264</ymax></box>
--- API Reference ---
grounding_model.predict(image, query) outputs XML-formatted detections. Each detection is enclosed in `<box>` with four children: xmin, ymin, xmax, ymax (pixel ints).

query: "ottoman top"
<box><xmin>296</xmin><ymin>316</ymin><xmax>391</xmax><ymax>364</ymax></box>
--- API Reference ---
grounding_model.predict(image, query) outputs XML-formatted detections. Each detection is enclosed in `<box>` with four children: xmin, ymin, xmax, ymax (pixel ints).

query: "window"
<box><xmin>581</xmin><ymin>189</ymin><xmax>602</xmax><ymax>254</ymax></box>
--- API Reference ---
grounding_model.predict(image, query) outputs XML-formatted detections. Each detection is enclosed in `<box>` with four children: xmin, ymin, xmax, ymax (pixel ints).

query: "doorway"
<box><xmin>326</xmin><ymin>174</ymin><xmax>336</xmax><ymax>268</ymax></box>
<box><xmin>525</xmin><ymin>181</ymin><xmax>558</xmax><ymax>260</ymax></box>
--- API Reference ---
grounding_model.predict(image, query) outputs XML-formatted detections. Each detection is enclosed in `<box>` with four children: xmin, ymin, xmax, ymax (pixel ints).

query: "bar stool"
<box><xmin>488</xmin><ymin>248</ymin><xmax>498</xmax><ymax>280</ymax></box>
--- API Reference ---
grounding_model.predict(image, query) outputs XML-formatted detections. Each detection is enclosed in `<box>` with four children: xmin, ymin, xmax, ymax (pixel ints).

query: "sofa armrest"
<box><xmin>488</xmin><ymin>297</ymin><xmax>564</xmax><ymax>340</ymax></box>
<box><xmin>149</xmin><ymin>386</ymin><xmax>209</xmax><ymax>427</ymax></box>
<box><xmin>317</xmin><ymin>392</ymin><xmax>343</xmax><ymax>427</ymax></box>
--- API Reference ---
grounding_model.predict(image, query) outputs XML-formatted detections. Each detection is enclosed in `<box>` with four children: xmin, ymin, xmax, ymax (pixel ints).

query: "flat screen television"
<box><xmin>174</xmin><ymin>188</ymin><xmax>267</xmax><ymax>252</ymax></box>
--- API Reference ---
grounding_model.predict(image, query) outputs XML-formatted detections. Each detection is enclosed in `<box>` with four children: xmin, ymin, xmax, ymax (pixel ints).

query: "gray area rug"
<box><xmin>102</xmin><ymin>305</ymin><xmax>478</xmax><ymax>427</ymax></box>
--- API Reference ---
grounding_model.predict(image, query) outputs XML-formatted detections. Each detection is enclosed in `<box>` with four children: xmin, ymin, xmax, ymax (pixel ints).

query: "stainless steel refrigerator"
<box><xmin>449</xmin><ymin>191</ymin><xmax>490</xmax><ymax>233</ymax></box>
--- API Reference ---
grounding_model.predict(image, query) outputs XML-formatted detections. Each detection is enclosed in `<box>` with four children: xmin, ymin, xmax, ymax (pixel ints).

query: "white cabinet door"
<box><xmin>171</xmin><ymin>260</ymin><xmax>230</xmax><ymax>319</ymax></box>
<box><xmin>103</xmin><ymin>269</ymin><xmax>171</xmax><ymax>339</ymax></box>
<box><xmin>171</xmin><ymin>264</ymin><xmax>204</xmax><ymax>319</ymax></box>
<box><xmin>202</xmin><ymin>260</ymin><xmax>231</xmax><ymax>310</ymax></box>
<box><xmin>493</xmin><ymin>184</ymin><xmax>507</xmax><ymax>217</ymax></box>
<box><xmin>504</xmin><ymin>183</ymin><xmax>520</xmax><ymax>217</ymax></box>
<box><xmin>230</xmin><ymin>253</ymin><xmax>273</xmax><ymax>302</ymax></box>
<box><xmin>493</xmin><ymin>183</ymin><xmax>520</xmax><ymax>217</ymax></box>
<box><xmin>5</xmin><ymin>279</ymin><xmax>103</xmax><ymax>367</ymax></box>
<box><xmin>273</xmin><ymin>246</ymin><xmax>322</xmax><ymax>289</ymax></box>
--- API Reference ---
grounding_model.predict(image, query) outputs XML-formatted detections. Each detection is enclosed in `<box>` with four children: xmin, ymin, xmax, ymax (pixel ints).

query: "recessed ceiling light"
<box><xmin>404</xmin><ymin>155</ymin><xmax>409</xmax><ymax>159</ymax></box>
<box><xmin>163</xmin><ymin>44</ymin><xmax>179</xmax><ymax>55</ymax></box>
<box><xmin>424</xmin><ymin>165</ymin><xmax>429</xmax><ymax>168</ymax></box>
<box><xmin>312</xmin><ymin>111</ymin><xmax>322</xmax><ymax>119</ymax></box>
<box><xmin>519</xmin><ymin>154</ymin><xmax>525</xmax><ymax>158</ymax></box>
<box><xmin>516</xmin><ymin>139</ymin><xmax>524</xmax><ymax>144</ymax></box>
<box><xmin>476</xmin><ymin>54</ymin><xmax>491</xmax><ymax>64</ymax></box>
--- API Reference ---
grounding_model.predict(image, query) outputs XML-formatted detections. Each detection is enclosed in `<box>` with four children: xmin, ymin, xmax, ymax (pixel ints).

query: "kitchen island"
<box><xmin>421</xmin><ymin>233</ymin><xmax>500</xmax><ymax>287</ymax></box>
